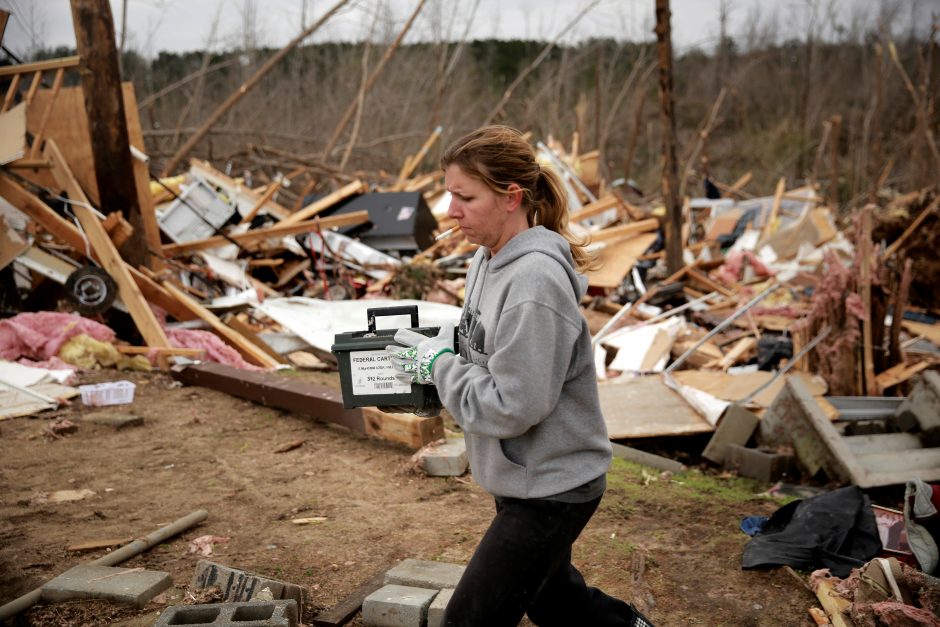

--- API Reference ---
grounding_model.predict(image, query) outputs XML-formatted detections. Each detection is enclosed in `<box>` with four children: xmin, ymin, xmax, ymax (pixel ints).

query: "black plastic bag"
<box><xmin>742</xmin><ymin>486</ymin><xmax>882</xmax><ymax>577</ymax></box>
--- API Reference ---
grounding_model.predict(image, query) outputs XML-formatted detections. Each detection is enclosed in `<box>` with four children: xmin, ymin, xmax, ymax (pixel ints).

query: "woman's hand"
<box><xmin>385</xmin><ymin>323</ymin><xmax>455</xmax><ymax>385</ymax></box>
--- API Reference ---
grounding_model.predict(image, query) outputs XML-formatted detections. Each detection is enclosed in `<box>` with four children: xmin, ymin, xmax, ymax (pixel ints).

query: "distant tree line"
<box><xmin>30</xmin><ymin>27</ymin><xmax>938</xmax><ymax>208</ymax></box>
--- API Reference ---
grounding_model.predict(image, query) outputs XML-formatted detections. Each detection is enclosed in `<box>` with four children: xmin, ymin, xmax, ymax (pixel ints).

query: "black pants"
<box><xmin>442</xmin><ymin>494</ymin><xmax>638</xmax><ymax>627</ymax></box>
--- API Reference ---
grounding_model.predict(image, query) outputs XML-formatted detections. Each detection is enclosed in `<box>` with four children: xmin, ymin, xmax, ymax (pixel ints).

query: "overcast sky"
<box><xmin>2</xmin><ymin>0</ymin><xmax>935</xmax><ymax>60</ymax></box>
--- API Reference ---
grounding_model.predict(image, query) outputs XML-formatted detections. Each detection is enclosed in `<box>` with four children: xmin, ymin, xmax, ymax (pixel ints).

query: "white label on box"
<box><xmin>350</xmin><ymin>349</ymin><xmax>411</xmax><ymax>395</ymax></box>
<box><xmin>396</xmin><ymin>206</ymin><xmax>415</xmax><ymax>221</ymax></box>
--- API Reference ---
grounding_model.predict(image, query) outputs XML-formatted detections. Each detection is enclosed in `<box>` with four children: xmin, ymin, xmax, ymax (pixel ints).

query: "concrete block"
<box><xmin>154</xmin><ymin>599</ymin><xmax>297</xmax><ymax>627</ymax></box>
<box><xmin>724</xmin><ymin>444</ymin><xmax>795</xmax><ymax>483</ymax></box>
<box><xmin>362</xmin><ymin>585</ymin><xmax>437</xmax><ymax>627</ymax></box>
<box><xmin>193</xmin><ymin>560</ymin><xmax>306</xmax><ymax>608</ymax></box>
<box><xmin>384</xmin><ymin>559</ymin><xmax>464</xmax><ymax>589</ymax></box>
<box><xmin>896</xmin><ymin>371</ymin><xmax>940</xmax><ymax>443</ymax></box>
<box><xmin>426</xmin><ymin>587</ymin><xmax>453</xmax><ymax>627</ymax></box>
<box><xmin>702</xmin><ymin>404</ymin><xmax>760</xmax><ymax>465</ymax></box>
<box><xmin>414</xmin><ymin>438</ymin><xmax>468</xmax><ymax>477</ymax></box>
<box><xmin>85</xmin><ymin>412</ymin><xmax>144</xmax><ymax>429</ymax></box>
<box><xmin>42</xmin><ymin>564</ymin><xmax>171</xmax><ymax>608</ymax></box>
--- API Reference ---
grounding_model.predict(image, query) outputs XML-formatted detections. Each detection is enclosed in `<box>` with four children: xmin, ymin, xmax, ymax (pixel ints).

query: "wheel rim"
<box><xmin>73</xmin><ymin>274</ymin><xmax>110</xmax><ymax>307</ymax></box>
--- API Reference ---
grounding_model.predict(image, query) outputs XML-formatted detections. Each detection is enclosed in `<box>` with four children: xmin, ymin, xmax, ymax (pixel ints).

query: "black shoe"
<box><xmin>627</xmin><ymin>604</ymin><xmax>654</xmax><ymax>627</ymax></box>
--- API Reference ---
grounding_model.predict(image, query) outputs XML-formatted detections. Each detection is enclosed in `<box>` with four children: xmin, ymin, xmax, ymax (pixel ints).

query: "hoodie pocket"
<box><xmin>471</xmin><ymin>437</ymin><xmax>528</xmax><ymax>498</ymax></box>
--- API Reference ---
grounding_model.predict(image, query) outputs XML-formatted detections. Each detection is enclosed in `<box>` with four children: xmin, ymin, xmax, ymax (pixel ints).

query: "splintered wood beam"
<box><xmin>569</xmin><ymin>194</ymin><xmax>620</xmax><ymax>222</ymax></box>
<box><xmin>159</xmin><ymin>282</ymin><xmax>280</xmax><ymax>369</ymax></box>
<box><xmin>71</xmin><ymin>204</ymin><xmax>170</xmax><ymax>348</ymax></box>
<box><xmin>161</xmin><ymin>210</ymin><xmax>370</xmax><ymax>256</ymax></box>
<box><xmin>281</xmin><ymin>179</ymin><xmax>368</xmax><ymax>225</ymax></box>
<box><xmin>171</xmin><ymin>362</ymin><xmax>444</xmax><ymax>449</ymax></box>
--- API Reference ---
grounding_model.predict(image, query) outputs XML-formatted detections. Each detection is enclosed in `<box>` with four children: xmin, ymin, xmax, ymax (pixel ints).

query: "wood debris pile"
<box><xmin>1</xmin><ymin>52</ymin><xmax>939</xmax><ymax>485</ymax></box>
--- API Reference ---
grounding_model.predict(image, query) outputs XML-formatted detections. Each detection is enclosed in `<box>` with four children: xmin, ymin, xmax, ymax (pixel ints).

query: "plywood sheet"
<box><xmin>672</xmin><ymin>370</ymin><xmax>827</xmax><ymax>409</ymax></box>
<box><xmin>27</xmin><ymin>83</ymin><xmax>144</xmax><ymax>206</ymax></box>
<box><xmin>598</xmin><ymin>375</ymin><xmax>713</xmax><ymax>439</ymax></box>
<box><xmin>587</xmin><ymin>233</ymin><xmax>657</xmax><ymax>289</ymax></box>
<box><xmin>0</xmin><ymin>383</ymin><xmax>79</xmax><ymax>421</ymax></box>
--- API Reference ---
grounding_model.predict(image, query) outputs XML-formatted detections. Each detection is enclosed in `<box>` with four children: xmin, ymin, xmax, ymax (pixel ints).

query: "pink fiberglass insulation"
<box><xmin>0</xmin><ymin>312</ymin><xmax>115</xmax><ymax>361</ymax></box>
<box><xmin>163</xmin><ymin>327</ymin><xmax>261</xmax><ymax>371</ymax></box>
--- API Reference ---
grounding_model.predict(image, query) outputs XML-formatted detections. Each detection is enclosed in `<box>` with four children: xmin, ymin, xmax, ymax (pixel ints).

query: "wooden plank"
<box><xmin>590</xmin><ymin>218</ymin><xmax>659</xmax><ymax>244</ymax></box>
<box><xmin>0</xmin><ymin>56</ymin><xmax>81</xmax><ymax>77</ymax></box>
<box><xmin>71</xmin><ymin>205</ymin><xmax>169</xmax><ymax>348</ymax></box>
<box><xmin>161</xmin><ymin>211</ymin><xmax>370</xmax><ymax>256</ymax></box>
<box><xmin>28</xmin><ymin>67</ymin><xmax>65</xmax><ymax>159</ymax></box>
<box><xmin>281</xmin><ymin>179</ymin><xmax>368</xmax><ymax>225</ymax></box>
<box><xmin>875</xmin><ymin>360</ymin><xmax>931</xmax><ymax>390</ymax></box>
<box><xmin>760</xmin><ymin>177</ymin><xmax>786</xmax><ymax>241</ymax></box>
<box><xmin>598</xmin><ymin>375</ymin><xmax>713</xmax><ymax>439</ymax></box>
<box><xmin>239</xmin><ymin>179</ymin><xmax>282</xmax><ymax>224</ymax></box>
<box><xmin>884</xmin><ymin>194</ymin><xmax>940</xmax><ymax>259</ymax></box>
<box><xmin>362</xmin><ymin>407</ymin><xmax>445</xmax><ymax>449</ymax></box>
<box><xmin>170</xmin><ymin>362</ymin><xmax>443</xmax><ymax>449</ymax></box>
<box><xmin>121</xmin><ymin>85</ymin><xmax>165</xmax><ymax>271</ymax></box>
<box><xmin>160</xmin><ymin>282</ymin><xmax>280</xmax><ymax>369</ymax></box>
<box><xmin>902</xmin><ymin>320</ymin><xmax>940</xmax><ymax>346</ymax></box>
<box><xmin>569</xmin><ymin>194</ymin><xmax>619</xmax><ymax>222</ymax></box>
<box><xmin>313</xmin><ymin>566</ymin><xmax>390</xmax><ymax>627</ymax></box>
<box><xmin>859</xmin><ymin>206</ymin><xmax>878</xmax><ymax>395</ymax></box>
<box><xmin>687</xmin><ymin>268</ymin><xmax>735</xmax><ymax>298</ymax></box>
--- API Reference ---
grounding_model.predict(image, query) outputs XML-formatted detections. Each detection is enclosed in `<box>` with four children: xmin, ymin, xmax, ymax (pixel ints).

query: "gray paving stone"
<box><xmin>41</xmin><ymin>564</ymin><xmax>171</xmax><ymax>608</ymax></box>
<box><xmin>384</xmin><ymin>559</ymin><xmax>464</xmax><ymax>589</ymax></box>
<box><xmin>426</xmin><ymin>587</ymin><xmax>453</xmax><ymax>627</ymax></box>
<box><xmin>414</xmin><ymin>439</ymin><xmax>468</xmax><ymax>477</ymax></box>
<box><xmin>362</xmin><ymin>585</ymin><xmax>437</xmax><ymax>627</ymax></box>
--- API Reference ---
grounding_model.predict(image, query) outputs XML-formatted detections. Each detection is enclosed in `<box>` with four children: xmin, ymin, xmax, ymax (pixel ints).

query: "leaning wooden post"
<box><xmin>70</xmin><ymin>0</ymin><xmax>148</xmax><ymax>268</ymax></box>
<box><xmin>655</xmin><ymin>0</ymin><xmax>683</xmax><ymax>274</ymax></box>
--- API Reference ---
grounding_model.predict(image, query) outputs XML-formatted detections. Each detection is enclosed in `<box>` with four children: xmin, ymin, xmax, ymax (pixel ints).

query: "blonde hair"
<box><xmin>441</xmin><ymin>125</ymin><xmax>596</xmax><ymax>272</ymax></box>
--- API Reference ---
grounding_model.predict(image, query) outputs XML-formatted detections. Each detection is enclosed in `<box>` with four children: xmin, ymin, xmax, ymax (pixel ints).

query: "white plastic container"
<box><xmin>79</xmin><ymin>381</ymin><xmax>136</xmax><ymax>406</ymax></box>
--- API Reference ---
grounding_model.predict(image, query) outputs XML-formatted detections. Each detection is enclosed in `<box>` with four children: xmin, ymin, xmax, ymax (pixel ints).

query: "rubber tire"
<box><xmin>64</xmin><ymin>265</ymin><xmax>117</xmax><ymax>315</ymax></box>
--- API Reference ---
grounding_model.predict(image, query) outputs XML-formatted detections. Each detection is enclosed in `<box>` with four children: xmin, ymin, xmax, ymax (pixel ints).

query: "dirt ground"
<box><xmin>0</xmin><ymin>367</ymin><xmax>823</xmax><ymax>627</ymax></box>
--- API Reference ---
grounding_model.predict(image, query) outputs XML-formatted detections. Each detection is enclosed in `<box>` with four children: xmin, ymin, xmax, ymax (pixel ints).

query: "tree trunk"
<box><xmin>70</xmin><ymin>0</ymin><xmax>148</xmax><ymax>268</ymax></box>
<box><xmin>655</xmin><ymin>0</ymin><xmax>682</xmax><ymax>274</ymax></box>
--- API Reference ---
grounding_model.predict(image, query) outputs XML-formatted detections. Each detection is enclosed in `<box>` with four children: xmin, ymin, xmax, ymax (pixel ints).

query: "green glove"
<box><xmin>385</xmin><ymin>323</ymin><xmax>455</xmax><ymax>385</ymax></box>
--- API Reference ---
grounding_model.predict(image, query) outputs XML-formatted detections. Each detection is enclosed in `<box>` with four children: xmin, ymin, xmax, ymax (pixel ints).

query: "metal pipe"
<box><xmin>664</xmin><ymin>282</ymin><xmax>782</xmax><ymax>374</ymax></box>
<box><xmin>0</xmin><ymin>509</ymin><xmax>208</xmax><ymax>620</ymax></box>
<box><xmin>740</xmin><ymin>325</ymin><xmax>831</xmax><ymax>404</ymax></box>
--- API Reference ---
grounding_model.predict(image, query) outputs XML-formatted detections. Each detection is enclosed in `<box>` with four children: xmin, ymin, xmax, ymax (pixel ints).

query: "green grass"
<box><xmin>606</xmin><ymin>458</ymin><xmax>792</xmax><ymax>507</ymax></box>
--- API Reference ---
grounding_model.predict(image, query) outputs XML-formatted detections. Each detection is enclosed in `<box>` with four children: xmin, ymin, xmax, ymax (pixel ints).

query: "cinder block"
<box><xmin>414</xmin><ymin>438</ymin><xmax>468</xmax><ymax>477</ymax></box>
<box><xmin>702</xmin><ymin>404</ymin><xmax>760</xmax><ymax>464</ymax></box>
<box><xmin>154</xmin><ymin>599</ymin><xmax>297</xmax><ymax>627</ymax></box>
<box><xmin>42</xmin><ymin>564</ymin><xmax>171</xmax><ymax>608</ymax></box>
<box><xmin>896</xmin><ymin>371</ymin><xmax>940</xmax><ymax>443</ymax></box>
<box><xmin>192</xmin><ymin>560</ymin><xmax>305</xmax><ymax>608</ymax></box>
<box><xmin>384</xmin><ymin>559</ymin><xmax>464</xmax><ymax>589</ymax></box>
<box><xmin>724</xmin><ymin>444</ymin><xmax>795</xmax><ymax>483</ymax></box>
<box><xmin>426</xmin><ymin>587</ymin><xmax>453</xmax><ymax>627</ymax></box>
<box><xmin>362</xmin><ymin>585</ymin><xmax>437</xmax><ymax>627</ymax></box>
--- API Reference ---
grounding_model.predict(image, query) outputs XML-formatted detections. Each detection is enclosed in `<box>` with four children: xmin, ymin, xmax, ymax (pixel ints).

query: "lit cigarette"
<box><xmin>434</xmin><ymin>225</ymin><xmax>461</xmax><ymax>241</ymax></box>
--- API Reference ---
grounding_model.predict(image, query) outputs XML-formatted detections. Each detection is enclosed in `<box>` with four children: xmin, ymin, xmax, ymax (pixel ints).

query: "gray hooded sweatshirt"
<box><xmin>433</xmin><ymin>226</ymin><xmax>612</xmax><ymax>500</ymax></box>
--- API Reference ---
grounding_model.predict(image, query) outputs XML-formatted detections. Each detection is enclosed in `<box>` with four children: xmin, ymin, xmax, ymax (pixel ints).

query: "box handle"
<box><xmin>367</xmin><ymin>305</ymin><xmax>419</xmax><ymax>332</ymax></box>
